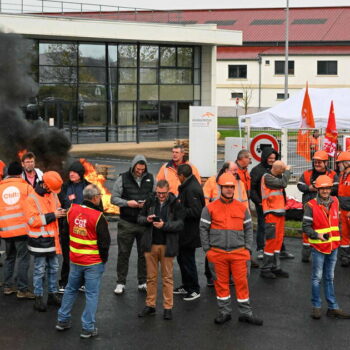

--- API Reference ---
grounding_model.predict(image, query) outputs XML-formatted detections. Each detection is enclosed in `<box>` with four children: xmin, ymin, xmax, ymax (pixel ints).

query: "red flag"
<box><xmin>296</xmin><ymin>84</ymin><xmax>315</xmax><ymax>161</ymax></box>
<box><xmin>323</xmin><ymin>101</ymin><xmax>338</xmax><ymax>156</ymax></box>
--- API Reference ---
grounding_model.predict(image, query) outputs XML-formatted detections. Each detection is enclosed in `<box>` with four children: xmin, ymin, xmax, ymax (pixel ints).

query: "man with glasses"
<box><xmin>137</xmin><ymin>180</ymin><xmax>185</xmax><ymax>320</ymax></box>
<box><xmin>111</xmin><ymin>155</ymin><xmax>155</xmax><ymax>295</ymax></box>
<box><xmin>21</xmin><ymin>152</ymin><xmax>43</xmax><ymax>188</ymax></box>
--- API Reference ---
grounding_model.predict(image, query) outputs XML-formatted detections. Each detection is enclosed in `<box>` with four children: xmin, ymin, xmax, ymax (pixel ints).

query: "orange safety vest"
<box><xmin>303</xmin><ymin>169</ymin><xmax>337</xmax><ymax>186</ymax></box>
<box><xmin>24</xmin><ymin>192</ymin><xmax>61</xmax><ymax>254</ymax></box>
<box><xmin>68</xmin><ymin>203</ymin><xmax>103</xmax><ymax>266</ymax></box>
<box><xmin>261</xmin><ymin>173</ymin><xmax>285</xmax><ymax>215</ymax></box>
<box><xmin>236</xmin><ymin>166</ymin><xmax>251</xmax><ymax>193</ymax></box>
<box><xmin>156</xmin><ymin>161</ymin><xmax>201</xmax><ymax>196</ymax></box>
<box><xmin>310</xmin><ymin>136</ymin><xmax>319</xmax><ymax>151</ymax></box>
<box><xmin>203</xmin><ymin>175</ymin><xmax>248</xmax><ymax>208</ymax></box>
<box><xmin>0</xmin><ymin>178</ymin><xmax>33</xmax><ymax>238</ymax></box>
<box><xmin>307</xmin><ymin>197</ymin><xmax>340</xmax><ymax>254</ymax></box>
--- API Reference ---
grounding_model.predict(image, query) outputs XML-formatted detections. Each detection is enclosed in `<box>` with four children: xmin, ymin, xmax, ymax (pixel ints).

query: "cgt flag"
<box><xmin>296</xmin><ymin>84</ymin><xmax>315</xmax><ymax>161</ymax></box>
<box><xmin>323</xmin><ymin>101</ymin><xmax>338</xmax><ymax>156</ymax></box>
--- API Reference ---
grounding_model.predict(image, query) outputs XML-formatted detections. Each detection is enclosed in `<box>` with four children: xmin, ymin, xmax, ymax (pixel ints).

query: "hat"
<box><xmin>69</xmin><ymin>161</ymin><xmax>85</xmax><ymax>180</ymax></box>
<box><xmin>7</xmin><ymin>161</ymin><xmax>23</xmax><ymax>176</ymax></box>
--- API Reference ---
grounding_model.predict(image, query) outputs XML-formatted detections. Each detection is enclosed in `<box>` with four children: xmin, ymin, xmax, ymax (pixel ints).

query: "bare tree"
<box><xmin>240</xmin><ymin>83</ymin><xmax>253</xmax><ymax>115</ymax></box>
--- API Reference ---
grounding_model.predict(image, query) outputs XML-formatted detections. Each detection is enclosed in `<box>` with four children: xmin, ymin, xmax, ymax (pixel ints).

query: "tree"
<box><xmin>240</xmin><ymin>83</ymin><xmax>253</xmax><ymax>115</ymax></box>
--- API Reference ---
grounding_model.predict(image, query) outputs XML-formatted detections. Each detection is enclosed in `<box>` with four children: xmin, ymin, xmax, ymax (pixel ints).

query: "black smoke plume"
<box><xmin>0</xmin><ymin>32</ymin><xmax>71</xmax><ymax>171</ymax></box>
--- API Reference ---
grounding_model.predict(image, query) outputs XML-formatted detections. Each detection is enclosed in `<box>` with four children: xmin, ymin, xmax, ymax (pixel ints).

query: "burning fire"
<box><xmin>79</xmin><ymin>158</ymin><xmax>119</xmax><ymax>215</ymax></box>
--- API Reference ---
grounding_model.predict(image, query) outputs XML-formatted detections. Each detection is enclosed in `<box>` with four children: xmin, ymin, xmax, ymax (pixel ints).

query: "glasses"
<box><xmin>156</xmin><ymin>191</ymin><xmax>168</xmax><ymax>195</ymax></box>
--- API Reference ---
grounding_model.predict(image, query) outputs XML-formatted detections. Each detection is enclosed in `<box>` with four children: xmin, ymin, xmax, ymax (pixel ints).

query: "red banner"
<box><xmin>323</xmin><ymin>101</ymin><xmax>338</xmax><ymax>156</ymax></box>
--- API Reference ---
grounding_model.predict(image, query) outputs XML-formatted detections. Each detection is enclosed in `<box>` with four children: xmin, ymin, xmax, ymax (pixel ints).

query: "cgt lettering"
<box><xmin>74</xmin><ymin>217</ymin><xmax>87</xmax><ymax>228</ymax></box>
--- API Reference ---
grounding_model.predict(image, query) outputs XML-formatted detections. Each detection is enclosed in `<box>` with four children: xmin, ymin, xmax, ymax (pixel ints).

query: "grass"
<box><xmin>218</xmin><ymin>117</ymin><xmax>238</xmax><ymax>127</ymax></box>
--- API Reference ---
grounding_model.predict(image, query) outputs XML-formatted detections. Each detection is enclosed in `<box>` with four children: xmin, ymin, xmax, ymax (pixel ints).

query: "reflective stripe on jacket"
<box><xmin>0</xmin><ymin>178</ymin><xmax>34</xmax><ymax>238</ymax></box>
<box><xmin>338</xmin><ymin>171</ymin><xmax>350</xmax><ymax>211</ymax></box>
<box><xmin>306</xmin><ymin>197</ymin><xmax>340</xmax><ymax>254</ymax></box>
<box><xmin>68</xmin><ymin>203</ymin><xmax>102</xmax><ymax>266</ymax></box>
<box><xmin>261</xmin><ymin>173</ymin><xmax>285</xmax><ymax>216</ymax></box>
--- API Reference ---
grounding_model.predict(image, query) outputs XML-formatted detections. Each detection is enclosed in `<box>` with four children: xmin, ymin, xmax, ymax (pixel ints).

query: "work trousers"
<box><xmin>207</xmin><ymin>248</ymin><xmax>252</xmax><ymax>316</ymax></box>
<box><xmin>59</xmin><ymin>229</ymin><xmax>70</xmax><ymax>287</ymax></box>
<box><xmin>264</xmin><ymin>214</ymin><xmax>285</xmax><ymax>255</ymax></box>
<box><xmin>145</xmin><ymin>245</ymin><xmax>174</xmax><ymax>309</ymax></box>
<box><xmin>177</xmin><ymin>247</ymin><xmax>200</xmax><ymax>294</ymax></box>
<box><xmin>116</xmin><ymin>219</ymin><xmax>146</xmax><ymax>285</ymax></box>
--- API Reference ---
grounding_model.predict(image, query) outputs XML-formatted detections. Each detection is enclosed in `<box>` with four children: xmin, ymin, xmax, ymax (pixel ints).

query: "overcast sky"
<box><xmin>10</xmin><ymin>0</ymin><xmax>350</xmax><ymax>12</ymax></box>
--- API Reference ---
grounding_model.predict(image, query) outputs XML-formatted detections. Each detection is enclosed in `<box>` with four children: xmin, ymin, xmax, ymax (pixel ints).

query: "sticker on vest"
<box><xmin>68</xmin><ymin>194</ymin><xmax>76</xmax><ymax>201</ymax></box>
<box><xmin>73</xmin><ymin>214</ymin><xmax>88</xmax><ymax>236</ymax></box>
<box><xmin>2</xmin><ymin>186</ymin><xmax>20</xmax><ymax>205</ymax></box>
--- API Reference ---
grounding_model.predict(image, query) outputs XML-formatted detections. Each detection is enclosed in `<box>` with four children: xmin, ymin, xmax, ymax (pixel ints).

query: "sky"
<box><xmin>10</xmin><ymin>0</ymin><xmax>350</xmax><ymax>12</ymax></box>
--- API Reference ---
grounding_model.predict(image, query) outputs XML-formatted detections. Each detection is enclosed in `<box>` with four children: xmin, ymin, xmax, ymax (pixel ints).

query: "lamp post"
<box><xmin>284</xmin><ymin>0</ymin><xmax>289</xmax><ymax>100</ymax></box>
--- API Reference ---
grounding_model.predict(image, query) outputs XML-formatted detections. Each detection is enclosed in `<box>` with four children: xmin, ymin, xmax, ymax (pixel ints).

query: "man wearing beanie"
<box><xmin>0</xmin><ymin>161</ymin><xmax>35</xmax><ymax>299</ymax></box>
<box><xmin>58</xmin><ymin>160</ymin><xmax>92</xmax><ymax>293</ymax></box>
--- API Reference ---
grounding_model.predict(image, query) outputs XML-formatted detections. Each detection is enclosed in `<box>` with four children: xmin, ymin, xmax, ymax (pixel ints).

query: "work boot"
<box><xmin>238</xmin><ymin>314</ymin><xmax>263</xmax><ymax>326</ymax></box>
<box><xmin>33</xmin><ymin>296</ymin><xmax>47</xmax><ymax>312</ymax></box>
<box><xmin>279</xmin><ymin>250</ymin><xmax>295</xmax><ymax>259</ymax></box>
<box><xmin>138</xmin><ymin>306</ymin><xmax>156</xmax><ymax>317</ymax></box>
<box><xmin>326</xmin><ymin>309</ymin><xmax>350</xmax><ymax>319</ymax></box>
<box><xmin>311</xmin><ymin>307</ymin><xmax>322</xmax><ymax>320</ymax></box>
<box><xmin>214</xmin><ymin>313</ymin><xmax>231</xmax><ymax>325</ymax></box>
<box><xmin>251</xmin><ymin>258</ymin><xmax>260</xmax><ymax>268</ymax></box>
<box><xmin>3</xmin><ymin>286</ymin><xmax>17</xmax><ymax>295</ymax></box>
<box><xmin>163</xmin><ymin>309</ymin><xmax>173</xmax><ymax>320</ymax></box>
<box><xmin>260</xmin><ymin>270</ymin><xmax>276</xmax><ymax>279</ymax></box>
<box><xmin>47</xmin><ymin>293</ymin><xmax>61</xmax><ymax>306</ymax></box>
<box><xmin>261</xmin><ymin>253</ymin><xmax>274</xmax><ymax>278</ymax></box>
<box><xmin>272</xmin><ymin>269</ymin><xmax>289</xmax><ymax>278</ymax></box>
<box><xmin>302</xmin><ymin>246</ymin><xmax>311</xmax><ymax>263</ymax></box>
<box><xmin>340</xmin><ymin>256</ymin><xmax>350</xmax><ymax>267</ymax></box>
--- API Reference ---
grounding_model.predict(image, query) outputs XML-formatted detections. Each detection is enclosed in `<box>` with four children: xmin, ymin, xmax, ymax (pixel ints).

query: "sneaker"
<box><xmin>58</xmin><ymin>285</ymin><xmax>65</xmax><ymax>294</ymax></box>
<box><xmin>257</xmin><ymin>250</ymin><xmax>264</xmax><ymax>260</ymax></box>
<box><xmin>80</xmin><ymin>328</ymin><xmax>98</xmax><ymax>339</ymax></box>
<box><xmin>279</xmin><ymin>251</ymin><xmax>295</xmax><ymax>259</ymax></box>
<box><xmin>214</xmin><ymin>313</ymin><xmax>231</xmax><ymax>325</ymax></box>
<box><xmin>114</xmin><ymin>284</ymin><xmax>125</xmax><ymax>295</ymax></box>
<box><xmin>311</xmin><ymin>307</ymin><xmax>322</xmax><ymax>320</ymax></box>
<box><xmin>238</xmin><ymin>314</ymin><xmax>263</xmax><ymax>326</ymax></box>
<box><xmin>3</xmin><ymin>286</ymin><xmax>17</xmax><ymax>295</ymax></box>
<box><xmin>183</xmin><ymin>291</ymin><xmax>200</xmax><ymax>301</ymax></box>
<box><xmin>138</xmin><ymin>306</ymin><xmax>156</xmax><ymax>317</ymax></box>
<box><xmin>138</xmin><ymin>283</ymin><xmax>147</xmax><ymax>292</ymax></box>
<box><xmin>173</xmin><ymin>286</ymin><xmax>187</xmax><ymax>295</ymax></box>
<box><xmin>206</xmin><ymin>277</ymin><xmax>214</xmax><ymax>287</ymax></box>
<box><xmin>272</xmin><ymin>269</ymin><xmax>289</xmax><ymax>278</ymax></box>
<box><xmin>79</xmin><ymin>286</ymin><xmax>86</xmax><ymax>292</ymax></box>
<box><xmin>17</xmin><ymin>290</ymin><xmax>35</xmax><ymax>300</ymax></box>
<box><xmin>326</xmin><ymin>308</ymin><xmax>350</xmax><ymax>319</ymax></box>
<box><xmin>56</xmin><ymin>320</ymin><xmax>72</xmax><ymax>331</ymax></box>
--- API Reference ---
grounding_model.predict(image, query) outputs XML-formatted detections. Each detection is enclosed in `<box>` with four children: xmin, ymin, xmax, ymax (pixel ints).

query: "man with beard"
<box><xmin>21</xmin><ymin>152</ymin><xmax>43</xmax><ymax>188</ymax></box>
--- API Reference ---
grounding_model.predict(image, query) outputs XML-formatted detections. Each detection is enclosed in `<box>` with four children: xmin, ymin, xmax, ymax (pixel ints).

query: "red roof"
<box><xmin>217</xmin><ymin>45</ymin><xmax>350</xmax><ymax>59</ymax></box>
<box><xmin>55</xmin><ymin>7</ymin><xmax>350</xmax><ymax>42</ymax></box>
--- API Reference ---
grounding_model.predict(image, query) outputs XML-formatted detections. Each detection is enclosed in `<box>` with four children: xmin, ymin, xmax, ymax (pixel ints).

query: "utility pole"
<box><xmin>284</xmin><ymin>0</ymin><xmax>289</xmax><ymax>100</ymax></box>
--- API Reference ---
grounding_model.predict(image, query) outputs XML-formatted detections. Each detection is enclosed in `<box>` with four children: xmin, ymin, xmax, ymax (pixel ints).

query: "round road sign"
<box><xmin>250</xmin><ymin>133</ymin><xmax>279</xmax><ymax>162</ymax></box>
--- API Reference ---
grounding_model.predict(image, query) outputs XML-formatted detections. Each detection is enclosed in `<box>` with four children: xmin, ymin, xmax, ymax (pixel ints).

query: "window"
<box><xmin>277</xmin><ymin>93</ymin><xmax>289</xmax><ymax>100</ymax></box>
<box><xmin>275</xmin><ymin>61</ymin><xmax>294</xmax><ymax>75</ymax></box>
<box><xmin>231</xmin><ymin>92</ymin><xmax>243</xmax><ymax>99</ymax></box>
<box><xmin>317</xmin><ymin>61</ymin><xmax>337</xmax><ymax>75</ymax></box>
<box><xmin>265</xmin><ymin>60</ymin><xmax>270</xmax><ymax>65</ymax></box>
<box><xmin>228</xmin><ymin>65</ymin><xmax>247</xmax><ymax>79</ymax></box>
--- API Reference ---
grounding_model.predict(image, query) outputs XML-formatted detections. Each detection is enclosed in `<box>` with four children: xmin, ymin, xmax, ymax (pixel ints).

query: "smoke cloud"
<box><xmin>0</xmin><ymin>32</ymin><xmax>71</xmax><ymax>171</ymax></box>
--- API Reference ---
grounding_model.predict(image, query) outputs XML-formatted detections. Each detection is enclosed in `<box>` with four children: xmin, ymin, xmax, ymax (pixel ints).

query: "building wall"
<box><xmin>201</xmin><ymin>45</ymin><xmax>217</xmax><ymax>106</ymax></box>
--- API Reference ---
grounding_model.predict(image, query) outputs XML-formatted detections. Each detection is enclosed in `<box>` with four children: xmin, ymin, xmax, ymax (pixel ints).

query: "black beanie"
<box><xmin>8</xmin><ymin>161</ymin><xmax>23</xmax><ymax>176</ymax></box>
<box><xmin>69</xmin><ymin>161</ymin><xmax>85</xmax><ymax>180</ymax></box>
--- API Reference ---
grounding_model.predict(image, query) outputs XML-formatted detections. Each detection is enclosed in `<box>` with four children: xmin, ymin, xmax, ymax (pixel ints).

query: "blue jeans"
<box><xmin>4</xmin><ymin>237</ymin><xmax>30</xmax><ymax>291</ymax></box>
<box><xmin>311</xmin><ymin>248</ymin><xmax>339</xmax><ymax>309</ymax></box>
<box><xmin>33</xmin><ymin>255</ymin><xmax>59</xmax><ymax>296</ymax></box>
<box><xmin>58</xmin><ymin>262</ymin><xmax>105</xmax><ymax>331</ymax></box>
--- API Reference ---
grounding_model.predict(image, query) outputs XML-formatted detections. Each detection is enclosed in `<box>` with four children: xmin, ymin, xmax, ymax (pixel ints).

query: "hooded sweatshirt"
<box><xmin>250</xmin><ymin>147</ymin><xmax>279</xmax><ymax>205</ymax></box>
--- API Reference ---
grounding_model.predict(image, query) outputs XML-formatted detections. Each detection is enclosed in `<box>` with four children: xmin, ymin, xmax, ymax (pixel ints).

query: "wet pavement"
<box><xmin>1</xmin><ymin>227</ymin><xmax>350</xmax><ymax>350</ymax></box>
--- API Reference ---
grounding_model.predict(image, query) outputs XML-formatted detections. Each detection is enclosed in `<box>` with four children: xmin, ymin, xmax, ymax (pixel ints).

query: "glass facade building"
<box><xmin>31</xmin><ymin>40</ymin><xmax>201</xmax><ymax>143</ymax></box>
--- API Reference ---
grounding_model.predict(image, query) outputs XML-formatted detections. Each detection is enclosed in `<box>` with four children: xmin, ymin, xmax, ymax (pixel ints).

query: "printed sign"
<box><xmin>250</xmin><ymin>133</ymin><xmax>279</xmax><ymax>162</ymax></box>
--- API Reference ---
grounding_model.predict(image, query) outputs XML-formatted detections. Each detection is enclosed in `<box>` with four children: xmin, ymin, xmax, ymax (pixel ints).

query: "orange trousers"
<box><xmin>340</xmin><ymin>210</ymin><xmax>350</xmax><ymax>248</ymax></box>
<box><xmin>206</xmin><ymin>248</ymin><xmax>250</xmax><ymax>302</ymax></box>
<box><xmin>264</xmin><ymin>214</ymin><xmax>285</xmax><ymax>255</ymax></box>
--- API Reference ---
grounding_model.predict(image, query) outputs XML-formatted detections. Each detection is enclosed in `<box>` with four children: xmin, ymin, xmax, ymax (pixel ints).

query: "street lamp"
<box><xmin>284</xmin><ymin>0</ymin><xmax>289</xmax><ymax>100</ymax></box>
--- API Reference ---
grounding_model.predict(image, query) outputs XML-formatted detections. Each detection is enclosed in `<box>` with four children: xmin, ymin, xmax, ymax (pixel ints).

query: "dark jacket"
<box><xmin>79</xmin><ymin>200</ymin><xmax>111</xmax><ymax>263</ymax></box>
<box><xmin>138</xmin><ymin>193</ymin><xmax>185</xmax><ymax>257</ymax></box>
<box><xmin>177</xmin><ymin>175</ymin><xmax>205</xmax><ymax>248</ymax></box>
<box><xmin>250</xmin><ymin>147</ymin><xmax>279</xmax><ymax>205</ymax></box>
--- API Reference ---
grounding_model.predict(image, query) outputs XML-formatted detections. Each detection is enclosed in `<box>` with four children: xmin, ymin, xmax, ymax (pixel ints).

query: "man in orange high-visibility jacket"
<box><xmin>0</xmin><ymin>161</ymin><xmax>35</xmax><ymax>299</ymax></box>
<box><xmin>236</xmin><ymin>149</ymin><xmax>252</xmax><ymax>197</ymax></box>
<box><xmin>335</xmin><ymin>151</ymin><xmax>350</xmax><ymax>267</ymax></box>
<box><xmin>303</xmin><ymin>175</ymin><xmax>350</xmax><ymax>320</ymax></box>
<box><xmin>260</xmin><ymin>161</ymin><xmax>291</xmax><ymax>279</ymax></box>
<box><xmin>24</xmin><ymin>171</ymin><xmax>66</xmax><ymax>312</ymax></box>
<box><xmin>57</xmin><ymin>184</ymin><xmax>110</xmax><ymax>339</ymax></box>
<box><xmin>200</xmin><ymin>173</ymin><xmax>263</xmax><ymax>326</ymax></box>
<box><xmin>156</xmin><ymin>145</ymin><xmax>200</xmax><ymax>196</ymax></box>
<box><xmin>297</xmin><ymin>150</ymin><xmax>338</xmax><ymax>263</ymax></box>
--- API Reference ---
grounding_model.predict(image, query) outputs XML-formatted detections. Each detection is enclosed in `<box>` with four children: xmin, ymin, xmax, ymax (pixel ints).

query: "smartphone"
<box><xmin>153</xmin><ymin>216</ymin><xmax>161</xmax><ymax>222</ymax></box>
<box><xmin>138</xmin><ymin>200</ymin><xmax>145</xmax><ymax>203</ymax></box>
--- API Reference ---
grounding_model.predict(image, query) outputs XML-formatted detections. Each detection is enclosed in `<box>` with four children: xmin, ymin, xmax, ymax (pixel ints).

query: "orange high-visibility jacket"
<box><xmin>306</xmin><ymin>197</ymin><xmax>340</xmax><ymax>254</ymax></box>
<box><xmin>261</xmin><ymin>174</ymin><xmax>286</xmax><ymax>216</ymax></box>
<box><xmin>338</xmin><ymin>171</ymin><xmax>350</xmax><ymax>211</ymax></box>
<box><xmin>303</xmin><ymin>169</ymin><xmax>337</xmax><ymax>186</ymax></box>
<box><xmin>156</xmin><ymin>161</ymin><xmax>201</xmax><ymax>196</ymax></box>
<box><xmin>236</xmin><ymin>166</ymin><xmax>251</xmax><ymax>195</ymax></box>
<box><xmin>68</xmin><ymin>203</ymin><xmax>103</xmax><ymax>266</ymax></box>
<box><xmin>24</xmin><ymin>191</ymin><xmax>62</xmax><ymax>255</ymax></box>
<box><xmin>203</xmin><ymin>175</ymin><xmax>249</xmax><ymax>208</ymax></box>
<box><xmin>310</xmin><ymin>136</ymin><xmax>319</xmax><ymax>151</ymax></box>
<box><xmin>0</xmin><ymin>177</ymin><xmax>34</xmax><ymax>238</ymax></box>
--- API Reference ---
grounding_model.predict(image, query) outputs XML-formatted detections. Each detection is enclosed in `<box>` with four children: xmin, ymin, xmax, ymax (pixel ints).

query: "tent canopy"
<box><xmin>239</xmin><ymin>88</ymin><xmax>350</xmax><ymax>129</ymax></box>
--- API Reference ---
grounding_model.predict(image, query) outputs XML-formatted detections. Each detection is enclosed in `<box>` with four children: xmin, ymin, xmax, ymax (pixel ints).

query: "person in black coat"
<box><xmin>174</xmin><ymin>163</ymin><xmax>205</xmax><ymax>301</ymax></box>
<box><xmin>250</xmin><ymin>147</ymin><xmax>294</xmax><ymax>260</ymax></box>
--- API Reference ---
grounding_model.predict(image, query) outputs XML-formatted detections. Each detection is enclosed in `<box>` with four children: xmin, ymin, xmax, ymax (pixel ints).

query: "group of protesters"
<box><xmin>1</xmin><ymin>143</ymin><xmax>350</xmax><ymax>338</ymax></box>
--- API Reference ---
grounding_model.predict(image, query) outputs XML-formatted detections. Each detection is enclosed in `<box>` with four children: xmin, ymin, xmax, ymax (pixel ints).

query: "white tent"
<box><xmin>239</xmin><ymin>88</ymin><xmax>350</xmax><ymax>129</ymax></box>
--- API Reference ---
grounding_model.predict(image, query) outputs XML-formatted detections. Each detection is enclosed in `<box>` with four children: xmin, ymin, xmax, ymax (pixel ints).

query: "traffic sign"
<box><xmin>250</xmin><ymin>133</ymin><xmax>279</xmax><ymax>162</ymax></box>
<box><xmin>235</xmin><ymin>97</ymin><xmax>239</xmax><ymax>105</ymax></box>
